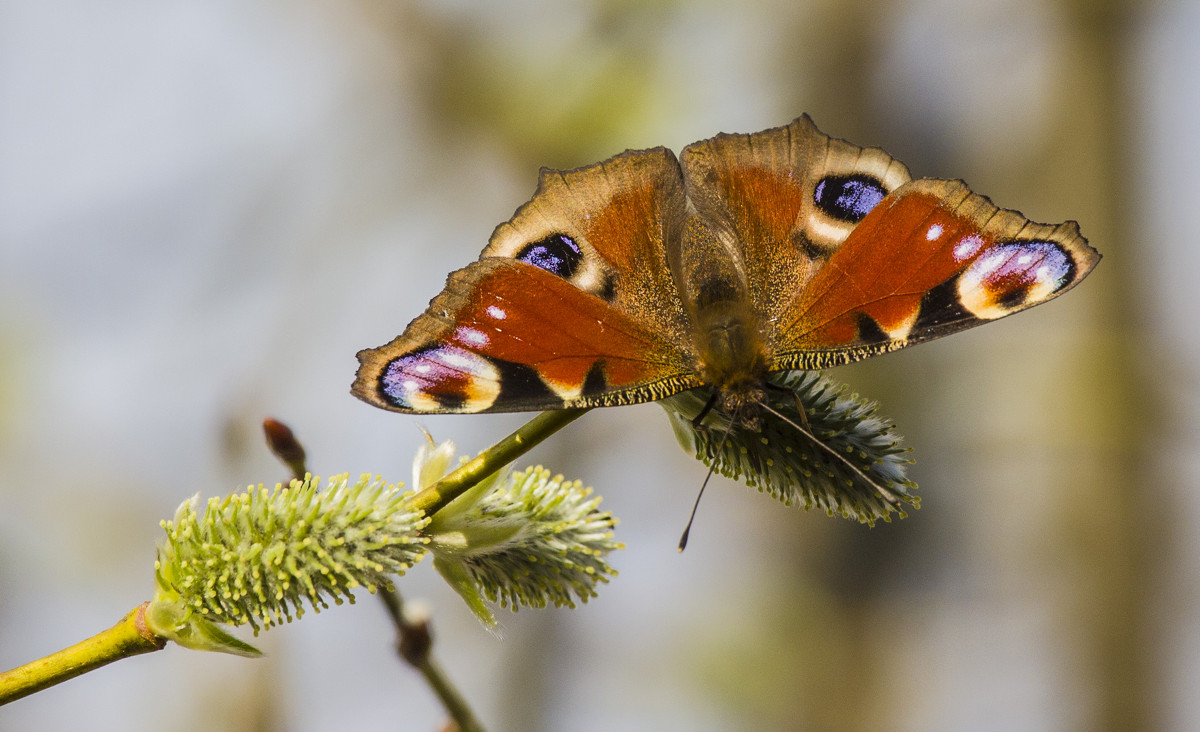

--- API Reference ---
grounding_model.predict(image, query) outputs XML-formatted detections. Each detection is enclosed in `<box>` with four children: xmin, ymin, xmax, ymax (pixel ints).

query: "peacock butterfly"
<box><xmin>353</xmin><ymin>115</ymin><xmax>1098</xmax><ymax>440</ymax></box>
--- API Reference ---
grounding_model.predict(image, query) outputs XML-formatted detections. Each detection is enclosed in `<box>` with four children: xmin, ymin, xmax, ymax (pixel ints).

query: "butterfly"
<box><xmin>352</xmin><ymin>115</ymin><xmax>1099</xmax><ymax>433</ymax></box>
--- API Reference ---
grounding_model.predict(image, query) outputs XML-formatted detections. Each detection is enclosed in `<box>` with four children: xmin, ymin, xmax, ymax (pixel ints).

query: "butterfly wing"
<box><xmin>773</xmin><ymin>178</ymin><xmax>1099</xmax><ymax>367</ymax></box>
<box><xmin>680</xmin><ymin>115</ymin><xmax>1099</xmax><ymax>370</ymax></box>
<box><xmin>353</xmin><ymin>147</ymin><xmax>703</xmax><ymax>413</ymax></box>
<box><xmin>356</xmin><ymin>116</ymin><xmax>1100</xmax><ymax>414</ymax></box>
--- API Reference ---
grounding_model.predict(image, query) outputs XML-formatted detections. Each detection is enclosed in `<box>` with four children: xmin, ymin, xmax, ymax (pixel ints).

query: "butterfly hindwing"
<box><xmin>353</xmin><ymin>147</ymin><xmax>702</xmax><ymax>413</ymax></box>
<box><xmin>483</xmin><ymin>145</ymin><xmax>694</xmax><ymax>353</ymax></box>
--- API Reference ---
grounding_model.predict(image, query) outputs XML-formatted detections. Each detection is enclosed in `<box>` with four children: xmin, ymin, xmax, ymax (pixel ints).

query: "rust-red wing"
<box><xmin>483</xmin><ymin>147</ymin><xmax>693</xmax><ymax>354</ymax></box>
<box><xmin>352</xmin><ymin>258</ymin><xmax>701</xmax><ymax>414</ymax></box>
<box><xmin>772</xmin><ymin>179</ymin><xmax>1100</xmax><ymax>369</ymax></box>
<box><xmin>354</xmin><ymin>117</ymin><xmax>1102</xmax><ymax>417</ymax></box>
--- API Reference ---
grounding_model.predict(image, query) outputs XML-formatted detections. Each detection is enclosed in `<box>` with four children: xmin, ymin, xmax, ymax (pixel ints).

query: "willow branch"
<box><xmin>406</xmin><ymin>408</ymin><xmax>590</xmax><ymax>516</ymax></box>
<box><xmin>0</xmin><ymin>603</ymin><xmax>165</xmax><ymax>706</ymax></box>
<box><xmin>379</xmin><ymin>591</ymin><xmax>484</xmax><ymax>732</ymax></box>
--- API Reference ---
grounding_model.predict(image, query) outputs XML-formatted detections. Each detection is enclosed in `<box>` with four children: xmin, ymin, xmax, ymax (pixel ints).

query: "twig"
<box><xmin>379</xmin><ymin>590</ymin><xmax>485</xmax><ymax>732</ymax></box>
<box><xmin>0</xmin><ymin>603</ymin><xmax>164</xmax><ymax>705</ymax></box>
<box><xmin>406</xmin><ymin>408</ymin><xmax>590</xmax><ymax>515</ymax></box>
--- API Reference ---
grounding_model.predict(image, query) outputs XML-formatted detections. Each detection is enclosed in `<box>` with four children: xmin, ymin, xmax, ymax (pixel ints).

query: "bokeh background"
<box><xmin>1</xmin><ymin>1</ymin><xmax>1195</xmax><ymax>729</ymax></box>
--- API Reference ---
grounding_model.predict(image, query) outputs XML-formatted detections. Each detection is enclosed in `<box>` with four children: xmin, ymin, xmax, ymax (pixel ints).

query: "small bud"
<box><xmin>262</xmin><ymin>418</ymin><xmax>307</xmax><ymax>479</ymax></box>
<box><xmin>397</xmin><ymin>612</ymin><xmax>432</xmax><ymax>667</ymax></box>
<box><xmin>416</xmin><ymin>438</ymin><xmax>623</xmax><ymax>627</ymax></box>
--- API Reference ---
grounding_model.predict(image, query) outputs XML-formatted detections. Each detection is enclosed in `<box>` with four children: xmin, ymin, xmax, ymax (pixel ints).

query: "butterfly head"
<box><xmin>717</xmin><ymin>384</ymin><xmax>767</xmax><ymax>432</ymax></box>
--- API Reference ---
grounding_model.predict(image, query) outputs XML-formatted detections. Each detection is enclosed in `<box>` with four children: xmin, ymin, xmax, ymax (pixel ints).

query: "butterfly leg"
<box><xmin>793</xmin><ymin>391</ymin><xmax>812</xmax><ymax>431</ymax></box>
<box><xmin>691</xmin><ymin>392</ymin><xmax>720</xmax><ymax>430</ymax></box>
<box><xmin>765</xmin><ymin>381</ymin><xmax>812</xmax><ymax>431</ymax></box>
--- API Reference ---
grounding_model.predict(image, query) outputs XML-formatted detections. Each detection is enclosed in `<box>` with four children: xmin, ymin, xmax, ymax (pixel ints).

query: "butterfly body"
<box><xmin>668</xmin><ymin>215</ymin><xmax>768</xmax><ymax>418</ymax></box>
<box><xmin>353</xmin><ymin>116</ymin><xmax>1098</xmax><ymax>423</ymax></box>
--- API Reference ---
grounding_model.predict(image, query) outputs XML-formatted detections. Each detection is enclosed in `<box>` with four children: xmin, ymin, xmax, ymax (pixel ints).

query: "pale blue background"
<box><xmin>1</xmin><ymin>1</ymin><xmax>1195</xmax><ymax>730</ymax></box>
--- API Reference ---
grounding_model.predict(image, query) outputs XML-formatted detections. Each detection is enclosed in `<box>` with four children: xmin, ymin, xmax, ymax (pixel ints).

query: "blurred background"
<box><xmin>0</xmin><ymin>0</ymin><xmax>1193</xmax><ymax>729</ymax></box>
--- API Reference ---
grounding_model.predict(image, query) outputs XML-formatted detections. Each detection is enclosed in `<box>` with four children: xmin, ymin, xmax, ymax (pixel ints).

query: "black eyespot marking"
<box><xmin>913</xmin><ymin>277</ymin><xmax>974</xmax><ymax>334</ymax></box>
<box><xmin>598</xmin><ymin>272</ymin><xmax>618</xmax><ymax>302</ymax></box>
<box><xmin>855</xmin><ymin>312</ymin><xmax>889</xmax><ymax>344</ymax></box>
<box><xmin>997</xmin><ymin>285</ymin><xmax>1033</xmax><ymax>309</ymax></box>
<box><xmin>429</xmin><ymin>388</ymin><xmax>468</xmax><ymax>411</ymax></box>
<box><xmin>516</xmin><ymin>233</ymin><xmax>583</xmax><ymax>279</ymax></box>
<box><xmin>494</xmin><ymin>359</ymin><xmax>558</xmax><ymax>404</ymax></box>
<box><xmin>814</xmin><ymin>175</ymin><xmax>888</xmax><ymax>223</ymax></box>
<box><xmin>581</xmin><ymin>361</ymin><xmax>608</xmax><ymax>397</ymax></box>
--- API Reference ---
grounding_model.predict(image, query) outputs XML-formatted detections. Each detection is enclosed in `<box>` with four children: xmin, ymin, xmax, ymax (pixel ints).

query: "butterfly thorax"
<box><xmin>673</xmin><ymin>216</ymin><xmax>771</xmax><ymax>427</ymax></box>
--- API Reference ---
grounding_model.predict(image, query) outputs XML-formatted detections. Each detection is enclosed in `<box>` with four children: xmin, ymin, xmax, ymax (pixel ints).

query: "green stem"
<box><xmin>406</xmin><ymin>408</ymin><xmax>590</xmax><ymax>516</ymax></box>
<box><xmin>379</xmin><ymin>589</ymin><xmax>485</xmax><ymax>732</ymax></box>
<box><xmin>0</xmin><ymin>603</ymin><xmax>164</xmax><ymax>706</ymax></box>
<box><xmin>420</xmin><ymin>656</ymin><xmax>483</xmax><ymax>732</ymax></box>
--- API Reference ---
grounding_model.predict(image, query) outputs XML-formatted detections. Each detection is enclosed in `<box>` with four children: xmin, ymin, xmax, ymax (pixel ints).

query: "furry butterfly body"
<box><xmin>353</xmin><ymin>116</ymin><xmax>1098</xmax><ymax>424</ymax></box>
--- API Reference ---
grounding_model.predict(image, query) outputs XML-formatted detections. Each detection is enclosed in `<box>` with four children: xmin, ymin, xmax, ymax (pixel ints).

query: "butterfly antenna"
<box><xmin>678</xmin><ymin>405</ymin><xmax>738</xmax><ymax>552</ymax></box>
<box><xmin>757</xmin><ymin>400</ymin><xmax>902</xmax><ymax>508</ymax></box>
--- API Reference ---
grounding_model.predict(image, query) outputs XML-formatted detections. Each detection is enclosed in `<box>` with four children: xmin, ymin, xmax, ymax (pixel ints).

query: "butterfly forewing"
<box><xmin>353</xmin><ymin>147</ymin><xmax>702</xmax><ymax>414</ymax></box>
<box><xmin>771</xmin><ymin>179</ymin><xmax>1100</xmax><ymax>369</ymax></box>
